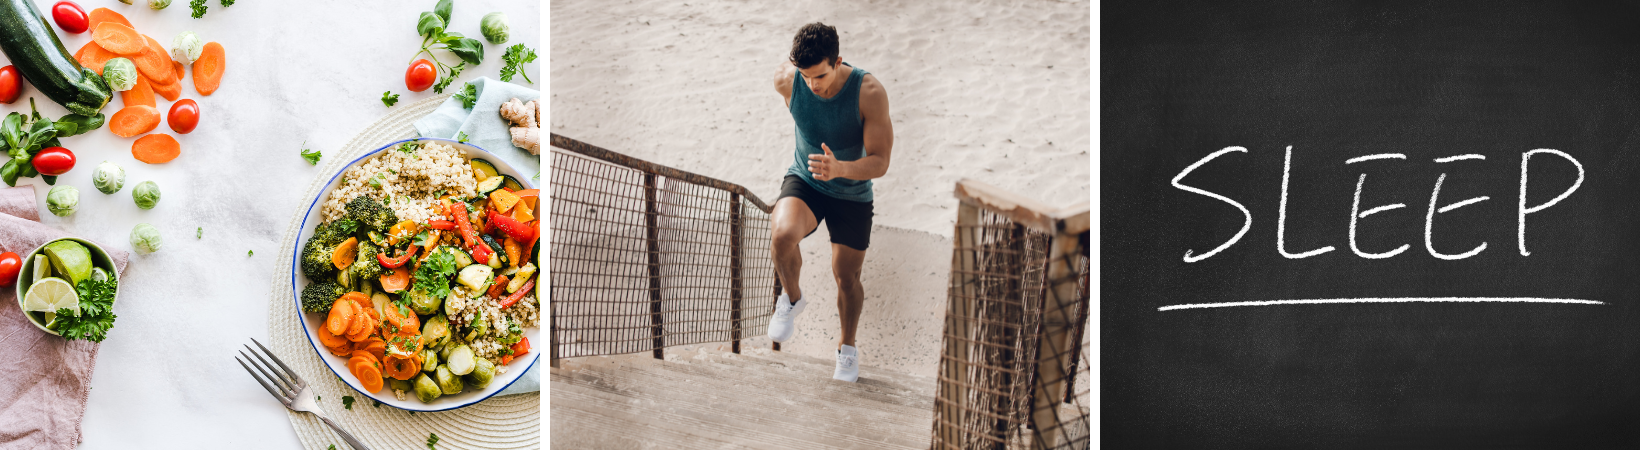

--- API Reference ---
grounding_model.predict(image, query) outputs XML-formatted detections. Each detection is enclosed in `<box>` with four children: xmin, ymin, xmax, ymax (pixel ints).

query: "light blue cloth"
<box><xmin>413</xmin><ymin>76</ymin><xmax>542</xmax><ymax>397</ymax></box>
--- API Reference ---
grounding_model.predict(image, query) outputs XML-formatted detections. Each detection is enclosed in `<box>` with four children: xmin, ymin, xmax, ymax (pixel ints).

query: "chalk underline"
<box><xmin>1157</xmin><ymin>297</ymin><xmax>1604</xmax><ymax>311</ymax></box>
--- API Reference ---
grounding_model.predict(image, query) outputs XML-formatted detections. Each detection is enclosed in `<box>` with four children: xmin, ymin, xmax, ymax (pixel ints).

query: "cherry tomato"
<box><xmin>31</xmin><ymin>147</ymin><xmax>75</xmax><ymax>176</ymax></box>
<box><xmin>0</xmin><ymin>252</ymin><xmax>18</xmax><ymax>287</ymax></box>
<box><xmin>168</xmin><ymin>99</ymin><xmax>200</xmax><ymax>134</ymax></box>
<box><xmin>405</xmin><ymin>59</ymin><xmax>436</xmax><ymax>92</ymax></box>
<box><xmin>0</xmin><ymin>66</ymin><xmax>19</xmax><ymax>104</ymax></box>
<box><xmin>51</xmin><ymin>1</ymin><xmax>87</xmax><ymax>34</ymax></box>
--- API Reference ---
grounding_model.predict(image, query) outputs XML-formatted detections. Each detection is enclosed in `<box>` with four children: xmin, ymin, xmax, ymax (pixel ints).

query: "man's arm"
<box><xmin>810</xmin><ymin>74</ymin><xmax>893</xmax><ymax>181</ymax></box>
<box><xmin>775</xmin><ymin>62</ymin><xmax>795</xmax><ymax>108</ymax></box>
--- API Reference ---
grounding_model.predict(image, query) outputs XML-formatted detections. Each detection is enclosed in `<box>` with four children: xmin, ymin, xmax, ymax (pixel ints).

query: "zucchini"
<box><xmin>501</xmin><ymin>174</ymin><xmax>526</xmax><ymax>191</ymax></box>
<box><xmin>367</xmin><ymin>231</ymin><xmax>389</xmax><ymax>248</ymax></box>
<box><xmin>508</xmin><ymin>263</ymin><xmax>536</xmax><ymax>293</ymax></box>
<box><xmin>457</xmin><ymin>264</ymin><xmax>493</xmax><ymax>291</ymax></box>
<box><xmin>476</xmin><ymin>176</ymin><xmax>505</xmax><ymax>195</ymax></box>
<box><xmin>0</xmin><ymin>0</ymin><xmax>111</xmax><ymax>116</ymax></box>
<box><xmin>442</xmin><ymin>245</ymin><xmax>474</xmax><ymax>267</ymax></box>
<box><xmin>469</xmin><ymin>158</ymin><xmax>499</xmax><ymax>181</ymax></box>
<box><xmin>481</xmin><ymin>234</ymin><xmax>506</xmax><ymax>268</ymax></box>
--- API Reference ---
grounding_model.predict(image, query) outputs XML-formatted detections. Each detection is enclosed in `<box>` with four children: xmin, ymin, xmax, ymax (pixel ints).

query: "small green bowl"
<box><xmin>15</xmin><ymin>238</ymin><xmax>119</xmax><ymax>336</ymax></box>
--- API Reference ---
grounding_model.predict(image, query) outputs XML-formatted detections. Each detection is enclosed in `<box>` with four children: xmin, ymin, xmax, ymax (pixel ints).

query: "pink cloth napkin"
<box><xmin>0</xmin><ymin>186</ymin><xmax>129</xmax><ymax>450</ymax></box>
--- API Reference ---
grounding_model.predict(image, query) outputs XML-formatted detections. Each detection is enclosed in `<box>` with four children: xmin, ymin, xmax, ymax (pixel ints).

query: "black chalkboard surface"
<box><xmin>1102</xmin><ymin>1</ymin><xmax>1640</xmax><ymax>448</ymax></box>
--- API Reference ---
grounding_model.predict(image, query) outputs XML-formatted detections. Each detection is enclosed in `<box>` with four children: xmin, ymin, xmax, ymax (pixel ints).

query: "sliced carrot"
<box><xmin>121</xmin><ymin>76</ymin><xmax>155</xmax><ymax>108</ymax></box>
<box><xmin>384</xmin><ymin>354</ymin><xmax>421</xmax><ymax>380</ymax></box>
<box><xmin>86</xmin><ymin>8</ymin><xmax>132</xmax><ymax>37</ymax></box>
<box><xmin>346</xmin><ymin>311</ymin><xmax>370</xmax><ymax>341</ymax></box>
<box><xmin>192</xmin><ymin>42</ymin><xmax>225</xmax><ymax>96</ymax></box>
<box><xmin>350</xmin><ymin>350</ymin><xmax>379</xmax><ymax>368</ymax></box>
<box><xmin>326</xmin><ymin>300</ymin><xmax>353</xmax><ymax>335</ymax></box>
<box><xmin>172</xmin><ymin>60</ymin><xmax>185</xmax><ymax>82</ymax></box>
<box><xmin>379</xmin><ymin>265</ymin><xmax>411</xmax><ymax>293</ymax></box>
<box><xmin>331</xmin><ymin>237</ymin><xmax>358</xmax><ymax>271</ymax></box>
<box><xmin>109</xmin><ymin>106</ymin><xmax>160</xmax><ymax>138</ymax></box>
<box><xmin>149</xmin><ymin>77</ymin><xmax>180</xmax><ymax>101</ymax></box>
<box><xmin>356</xmin><ymin>364</ymin><xmax>384</xmax><ymax>393</ymax></box>
<box><xmin>361</xmin><ymin>338</ymin><xmax>387</xmax><ymax>362</ymax></box>
<box><xmin>131</xmin><ymin>133</ymin><xmax>181</xmax><ymax>164</ymax></box>
<box><xmin>74</xmin><ymin>42</ymin><xmax>118</xmax><ymax>75</ymax></box>
<box><xmin>316</xmin><ymin>325</ymin><xmax>349</xmax><ymax>348</ymax></box>
<box><xmin>326</xmin><ymin>342</ymin><xmax>354</xmax><ymax>357</ymax></box>
<box><xmin>91</xmin><ymin>23</ymin><xmax>145</xmax><ymax>55</ymax></box>
<box><xmin>134</xmin><ymin>35</ymin><xmax>177</xmax><ymax>85</ymax></box>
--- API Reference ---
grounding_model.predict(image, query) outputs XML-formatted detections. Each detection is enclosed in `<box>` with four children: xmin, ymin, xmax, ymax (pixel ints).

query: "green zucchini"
<box><xmin>501</xmin><ymin>174</ymin><xmax>525</xmax><ymax>191</ymax></box>
<box><xmin>0</xmin><ymin>0</ymin><xmax>111</xmax><ymax>116</ymax></box>
<box><xmin>469</xmin><ymin>158</ymin><xmax>499</xmax><ymax>181</ymax></box>
<box><xmin>476</xmin><ymin>176</ymin><xmax>505</xmax><ymax>195</ymax></box>
<box><xmin>441</xmin><ymin>245</ymin><xmax>474</xmax><ymax>267</ymax></box>
<box><xmin>480</xmin><ymin>234</ymin><xmax>507</xmax><ymax>268</ymax></box>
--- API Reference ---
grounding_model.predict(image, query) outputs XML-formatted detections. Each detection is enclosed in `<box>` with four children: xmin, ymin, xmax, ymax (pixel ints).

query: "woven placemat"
<box><xmin>266</xmin><ymin>94</ymin><xmax>540</xmax><ymax>450</ymax></box>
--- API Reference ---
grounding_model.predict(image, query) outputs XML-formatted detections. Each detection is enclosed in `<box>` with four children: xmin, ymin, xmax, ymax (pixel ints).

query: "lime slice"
<box><xmin>31</xmin><ymin>254</ymin><xmax>48</xmax><ymax>284</ymax></box>
<box><xmin>42</xmin><ymin>312</ymin><xmax>56</xmax><ymax>329</ymax></box>
<box><xmin>43</xmin><ymin>241</ymin><xmax>93</xmax><ymax>285</ymax></box>
<box><xmin>89</xmin><ymin>267</ymin><xmax>110</xmax><ymax>283</ymax></box>
<box><xmin>23</xmin><ymin>277</ymin><xmax>78</xmax><ymax>315</ymax></box>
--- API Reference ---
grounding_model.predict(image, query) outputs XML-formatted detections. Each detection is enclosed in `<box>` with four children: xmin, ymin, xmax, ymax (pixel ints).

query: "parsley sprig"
<box><xmin>453</xmin><ymin>82</ymin><xmax>478</xmax><ymax>109</ymax></box>
<box><xmin>382</xmin><ymin>91</ymin><xmax>401</xmax><ymax>107</ymax></box>
<box><xmin>500</xmin><ymin>43</ymin><xmax>536</xmax><ymax>84</ymax></box>
<box><xmin>56</xmin><ymin>276</ymin><xmax>118</xmax><ymax>342</ymax></box>
<box><xmin>411</xmin><ymin>0</ymin><xmax>484</xmax><ymax>94</ymax></box>
<box><xmin>300</xmin><ymin>141</ymin><xmax>321</xmax><ymax>165</ymax></box>
<box><xmin>411</xmin><ymin>248</ymin><xmax>458</xmax><ymax>300</ymax></box>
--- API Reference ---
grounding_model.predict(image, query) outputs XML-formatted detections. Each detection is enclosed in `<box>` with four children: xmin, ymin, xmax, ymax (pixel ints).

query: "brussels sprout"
<box><xmin>480</xmin><ymin>12</ymin><xmax>509</xmax><ymax>44</ymax></box>
<box><xmin>92</xmin><ymin>161</ymin><xmax>124</xmax><ymax>194</ymax></box>
<box><xmin>171</xmin><ymin>32</ymin><xmax>202</xmax><ymax>63</ymax></box>
<box><xmin>132</xmin><ymin>181</ymin><xmax>160</xmax><ymax>209</ymax></box>
<box><xmin>421</xmin><ymin>314</ymin><xmax>451</xmax><ymax>349</ymax></box>
<box><xmin>130</xmin><ymin>223</ymin><xmax>162</xmax><ymax>254</ymax></box>
<box><xmin>102</xmin><ymin>58</ymin><xmax>138</xmax><ymax>92</ymax></box>
<box><xmin>412</xmin><ymin>373</ymin><xmax>441</xmax><ymax>403</ymax></box>
<box><xmin>446</xmin><ymin>344</ymin><xmax>476</xmax><ymax>375</ymax></box>
<box><xmin>388</xmin><ymin>378</ymin><xmax>413</xmax><ymax>393</ymax></box>
<box><xmin>407</xmin><ymin>288</ymin><xmax>441</xmax><ymax>315</ymax></box>
<box><xmin>420</xmin><ymin>348</ymin><xmax>440</xmax><ymax>373</ymax></box>
<box><xmin>118</xmin><ymin>0</ymin><xmax>132</xmax><ymax>4</ymax></box>
<box><xmin>46</xmin><ymin>185</ymin><xmax>78</xmax><ymax>217</ymax></box>
<box><xmin>434</xmin><ymin>365</ymin><xmax>464</xmax><ymax>395</ymax></box>
<box><xmin>464</xmin><ymin>357</ymin><xmax>496</xmax><ymax>389</ymax></box>
<box><xmin>149</xmin><ymin>0</ymin><xmax>170</xmax><ymax>9</ymax></box>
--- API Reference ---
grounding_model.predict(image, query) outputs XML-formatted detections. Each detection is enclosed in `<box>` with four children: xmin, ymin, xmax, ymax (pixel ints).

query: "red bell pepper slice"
<box><xmin>471</xmin><ymin>243</ymin><xmax>492</xmax><ymax>265</ymax></box>
<box><xmin>499</xmin><ymin>278</ymin><xmax>534</xmax><ymax>309</ymax></box>
<box><xmin>426</xmin><ymin>219</ymin><xmax>455</xmax><ymax>230</ymax></box>
<box><xmin>376</xmin><ymin>246</ymin><xmax>419</xmax><ymax>269</ymax></box>
<box><xmin>487</xmin><ymin>274</ymin><xmax>509</xmax><ymax>299</ymax></box>
<box><xmin>487</xmin><ymin>211</ymin><xmax>536</xmax><ymax>242</ymax></box>
<box><xmin>449</xmin><ymin>202</ymin><xmax>479</xmax><ymax>247</ymax></box>
<box><xmin>510</xmin><ymin>336</ymin><xmax>530</xmax><ymax>357</ymax></box>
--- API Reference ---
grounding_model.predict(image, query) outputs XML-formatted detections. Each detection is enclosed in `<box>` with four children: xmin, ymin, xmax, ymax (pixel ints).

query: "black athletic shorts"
<box><xmin>777</xmin><ymin>175</ymin><xmax>874</xmax><ymax>251</ymax></box>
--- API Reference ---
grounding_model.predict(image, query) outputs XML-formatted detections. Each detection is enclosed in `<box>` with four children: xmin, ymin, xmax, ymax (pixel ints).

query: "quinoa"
<box><xmin>446</xmin><ymin>285</ymin><xmax>538</xmax><ymax>364</ymax></box>
<box><xmin>320</xmin><ymin>141</ymin><xmax>478</xmax><ymax>225</ymax></box>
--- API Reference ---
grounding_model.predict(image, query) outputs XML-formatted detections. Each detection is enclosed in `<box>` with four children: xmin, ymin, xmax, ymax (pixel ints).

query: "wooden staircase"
<box><xmin>551</xmin><ymin>347</ymin><xmax>937</xmax><ymax>449</ymax></box>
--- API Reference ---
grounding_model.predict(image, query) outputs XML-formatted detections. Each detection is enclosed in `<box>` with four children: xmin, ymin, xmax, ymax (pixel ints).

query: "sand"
<box><xmin>551</xmin><ymin>0</ymin><xmax>1090</xmax><ymax>378</ymax></box>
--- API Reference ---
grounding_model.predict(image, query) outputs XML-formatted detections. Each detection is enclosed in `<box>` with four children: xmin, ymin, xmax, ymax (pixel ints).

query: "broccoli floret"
<box><xmin>300</xmin><ymin>236</ymin><xmax>340</xmax><ymax>280</ymax></box>
<box><xmin>315</xmin><ymin>218</ymin><xmax>359</xmax><ymax>243</ymax></box>
<box><xmin>345</xmin><ymin>196</ymin><xmax>398</xmax><ymax>233</ymax></box>
<box><xmin>350</xmin><ymin>241</ymin><xmax>387</xmax><ymax>281</ymax></box>
<box><xmin>301</xmin><ymin>280</ymin><xmax>345</xmax><ymax>313</ymax></box>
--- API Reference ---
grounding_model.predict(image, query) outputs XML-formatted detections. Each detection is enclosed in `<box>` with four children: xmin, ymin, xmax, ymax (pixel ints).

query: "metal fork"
<box><xmin>237</xmin><ymin>338</ymin><xmax>371</xmax><ymax>450</ymax></box>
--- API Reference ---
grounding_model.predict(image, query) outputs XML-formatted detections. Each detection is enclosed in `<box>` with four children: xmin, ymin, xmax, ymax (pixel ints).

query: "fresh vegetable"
<box><xmin>412</xmin><ymin>373</ymin><xmax>440</xmax><ymax>402</ymax></box>
<box><xmin>449</xmin><ymin>202</ymin><xmax>478</xmax><ymax>247</ymax></box>
<box><xmin>0</xmin><ymin>65</ymin><xmax>20</xmax><ymax>103</ymax></box>
<box><xmin>409</xmin><ymin>0</ymin><xmax>484</xmax><ymax>94</ymax></box>
<box><xmin>135</xmin><ymin>36</ymin><xmax>177</xmax><ymax>85</ymax></box>
<box><xmin>129</xmin><ymin>222</ymin><xmax>161</xmax><ymax>253</ymax></box>
<box><xmin>300</xmin><ymin>279</ymin><xmax>344</xmax><ymax>313</ymax></box>
<box><xmin>485</xmin><ymin>274</ymin><xmax>507</xmax><ymax>299</ymax></box>
<box><xmin>131</xmin><ymin>180</ymin><xmax>159</xmax><ymax>209</ymax></box>
<box><xmin>120</xmin><ymin>75</ymin><xmax>154</xmax><ymax>107</ymax></box>
<box><xmin>410</xmin><ymin>247</ymin><xmax>458</xmax><ymax>300</ymax></box>
<box><xmin>51</xmin><ymin>1</ymin><xmax>86</xmax><ymax>34</ymax></box>
<box><xmin>299</xmin><ymin>141</ymin><xmax>320</xmax><ymax>165</ymax></box>
<box><xmin>109</xmin><ymin>105</ymin><xmax>159</xmax><ymax>137</ymax></box>
<box><xmin>348</xmin><ymin>240</ymin><xmax>386</xmax><ymax>281</ymax></box>
<box><xmin>345</xmin><ymin>196</ymin><xmax>399</xmax><ymax>233</ymax></box>
<box><xmin>102</xmin><ymin>57</ymin><xmax>136</xmax><ymax>91</ymax></box>
<box><xmin>188</xmin><ymin>0</ymin><xmax>205</xmax><ymax>18</ymax></box>
<box><xmin>488</xmin><ymin>189</ymin><xmax>520</xmax><ymax>213</ymax></box>
<box><xmin>480</xmin><ymin>12</ymin><xmax>508</xmax><ymax>44</ymax></box>
<box><xmin>498</xmin><ymin>278</ymin><xmax>532</xmax><ymax>309</ymax></box>
<box><xmin>51</xmin><ymin>111</ymin><xmax>101</xmax><ymax>138</ymax></box>
<box><xmin>381</xmin><ymin>90</ymin><xmax>399</xmax><ymax>107</ymax></box>
<box><xmin>452</xmin><ymin>81</ymin><xmax>476</xmax><ymax>109</ymax></box>
<box><xmin>149</xmin><ymin>76</ymin><xmax>179</xmax><ymax>101</ymax></box>
<box><xmin>404</xmin><ymin>287</ymin><xmax>440</xmax><ymax>315</ymax></box>
<box><xmin>486</xmin><ymin>210</ymin><xmax>534</xmax><ymax>242</ymax></box>
<box><xmin>91</xmin><ymin>23</ymin><xmax>144</xmax><ymax>55</ymax></box>
<box><xmin>507</xmin><ymin>263</ymin><xmax>534</xmax><ymax>293</ymax></box>
<box><xmin>433</xmin><ymin>365</ymin><xmax>462</xmax><ymax>395</ymax></box>
<box><xmin>405</xmin><ymin>59</ymin><xmax>435</xmax><ymax>93</ymax></box>
<box><xmin>380</xmin><ymin>264</ymin><xmax>411</xmax><ymax>293</ymax></box>
<box><xmin>420</xmin><ymin>314</ymin><xmax>451</xmax><ymax>349</ymax></box>
<box><xmin>170</xmin><ymin>31</ymin><xmax>201</xmax><ymax>64</ymax></box>
<box><xmin>0</xmin><ymin>0</ymin><xmax>112</xmax><ymax>116</ymax></box>
<box><xmin>191</xmin><ymin>41</ymin><xmax>223</xmax><ymax>95</ymax></box>
<box><xmin>149</xmin><ymin>0</ymin><xmax>170</xmax><ymax>9</ymax></box>
<box><xmin>463</xmin><ymin>357</ymin><xmax>495</xmax><ymax>388</ymax></box>
<box><xmin>456</xmin><ymin>264</ymin><xmax>492</xmax><ymax>291</ymax></box>
<box><xmin>167</xmin><ymin>98</ymin><xmax>198</xmax><ymax>133</ymax></box>
<box><xmin>479</xmin><ymin>234</ymin><xmax>504</xmax><ymax>268</ymax></box>
<box><xmin>445</xmin><ymin>344</ymin><xmax>475</xmax><ymax>375</ymax></box>
<box><xmin>85</xmin><ymin>8</ymin><xmax>129</xmax><ymax>33</ymax></box>
<box><xmin>377</xmin><ymin>245</ymin><xmax>417</xmax><ymax>269</ymax></box>
<box><xmin>131</xmin><ymin>133</ymin><xmax>179</xmax><ymax>163</ymax></box>
<box><xmin>171</xmin><ymin>60</ymin><xmax>183</xmax><ymax>81</ymax></box>
<box><xmin>0</xmin><ymin>100</ymin><xmax>97</xmax><ymax>186</ymax></box>
<box><xmin>0</xmin><ymin>252</ymin><xmax>18</xmax><ymax>286</ymax></box>
<box><xmin>45</xmin><ymin>185</ymin><xmax>76</xmax><ymax>216</ymax></box>
<box><xmin>72</xmin><ymin>42</ymin><xmax>113</xmax><ymax>75</ymax></box>
<box><xmin>426</xmin><ymin>219</ymin><xmax>453</xmax><ymax>230</ymax></box>
<box><xmin>31</xmin><ymin>146</ymin><xmax>72</xmax><ymax>176</ymax></box>
<box><xmin>499</xmin><ymin>97</ymin><xmax>538</xmax><ymax>154</ymax></box>
<box><xmin>499</xmin><ymin>43</ymin><xmax>535</xmax><ymax>84</ymax></box>
<box><xmin>332</xmin><ymin>237</ymin><xmax>358</xmax><ymax>271</ymax></box>
<box><xmin>54</xmin><ymin>267</ymin><xmax>116</xmax><ymax>341</ymax></box>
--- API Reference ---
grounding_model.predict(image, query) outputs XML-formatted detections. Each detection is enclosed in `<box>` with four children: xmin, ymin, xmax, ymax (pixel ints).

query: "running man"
<box><xmin>766</xmin><ymin>22</ymin><xmax>894</xmax><ymax>383</ymax></box>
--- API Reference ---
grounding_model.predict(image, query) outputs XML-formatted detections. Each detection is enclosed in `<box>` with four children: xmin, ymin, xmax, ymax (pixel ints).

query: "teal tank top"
<box><xmin>787</xmin><ymin>63</ymin><xmax>873</xmax><ymax>202</ymax></box>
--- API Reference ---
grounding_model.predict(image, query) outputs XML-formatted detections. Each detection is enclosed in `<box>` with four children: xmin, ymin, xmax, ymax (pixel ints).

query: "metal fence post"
<box><xmin>729</xmin><ymin>193</ymin><xmax>744</xmax><ymax>354</ymax></box>
<box><xmin>645</xmin><ymin>173</ymin><xmax>665</xmax><ymax>360</ymax></box>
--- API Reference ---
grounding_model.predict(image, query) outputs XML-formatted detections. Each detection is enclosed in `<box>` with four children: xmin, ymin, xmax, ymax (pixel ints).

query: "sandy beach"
<box><xmin>551</xmin><ymin>0</ymin><xmax>1089</xmax><ymax>378</ymax></box>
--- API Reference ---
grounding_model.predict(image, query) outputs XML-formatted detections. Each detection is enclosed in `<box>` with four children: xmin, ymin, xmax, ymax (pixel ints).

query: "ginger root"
<box><xmin>500</xmin><ymin>97</ymin><xmax>540</xmax><ymax>155</ymax></box>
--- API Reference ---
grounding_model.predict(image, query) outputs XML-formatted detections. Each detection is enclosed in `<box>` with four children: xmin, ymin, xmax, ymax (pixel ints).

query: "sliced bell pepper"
<box><xmin>449</xmin><ymin>202</ymin><xmax>479</xmax><ymax>248</ymax></box>
<box><xmin>499</xmin><ymin>278</ymin><xmax>534</xmax><ymax>309</ymax></box>
<box><xmin>471</xmin><ymin>242</ymin><xmax>493</xmax><ymax>265</ymax></box>
<box><xmin>487</xmin><ymin>274</ymin><xmax>510</xmax><ymax>299</ymax></box>
<box><xmin>510</xmin><ymin>336</ymin><xmax>530</xmax><ymax>357</ymax></box>
<box><xmin>487</xmin><ymin>210</ymin><xmax>536</xmax><ymax>242</ymax></box>
<box><xmin>426</xmin><ymin>219</ymin><xmax>455</xmax><ymax>230</ymax></box>
<box><xmin>376</xmin><ymin>246</ymin><xmax>418</xmax><ymax>269</ymax></box>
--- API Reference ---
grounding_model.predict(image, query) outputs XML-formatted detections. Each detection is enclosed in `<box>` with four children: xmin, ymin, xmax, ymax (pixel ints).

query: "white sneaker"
<box><xmin>834</xmin><ymin>344</ymin><xmax>859</xmax><ymax>382</ymax></box>
<box><xmin>767</xmin><ymin>293</ymin><xmax>806</xmax><ymax>343</ymax></box>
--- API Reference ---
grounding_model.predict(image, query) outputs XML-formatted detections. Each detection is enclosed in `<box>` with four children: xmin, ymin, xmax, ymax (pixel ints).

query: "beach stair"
<box><xmin>551</xmin><ymin>347</ymin><xmax>937</xmax><ymax>449</ymax></box>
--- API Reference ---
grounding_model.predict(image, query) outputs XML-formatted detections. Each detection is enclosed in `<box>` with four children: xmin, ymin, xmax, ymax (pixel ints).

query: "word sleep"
<box><xmin>1172</xmin><ymin>146</ymin><xmax>1583</xmax><ymax>262</ymax></box>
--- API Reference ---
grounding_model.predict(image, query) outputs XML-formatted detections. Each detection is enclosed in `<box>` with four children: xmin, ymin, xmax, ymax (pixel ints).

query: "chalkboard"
<box><xmin>1101</xmin><ymin>1</ymin><xmax>1640</xmax><ymax>448</ymax></box>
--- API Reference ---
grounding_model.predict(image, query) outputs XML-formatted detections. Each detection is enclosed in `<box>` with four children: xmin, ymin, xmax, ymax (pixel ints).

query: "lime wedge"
<box><xmin>89</xmin><ymin>267</ymin><xmax>110</xmax><ymax>283</ymax></box>
<box><xmin>42</xmin><ymin>312</ymin><xmax>56</xmax><ymax>329</ymax></box>
<box><xmin>31</xmin><ymin>254</ymin><xmax>48</xmax><ymax>284</ymax></box>
<box><xmin>23</xmin><ymin>277</ymin><xmax>78</xmax><ymax>315</ymax></box>
<box><xmin>43</xmin><ymin>241</ymin><xmax>93</xmax><ymax>285</ymax></box>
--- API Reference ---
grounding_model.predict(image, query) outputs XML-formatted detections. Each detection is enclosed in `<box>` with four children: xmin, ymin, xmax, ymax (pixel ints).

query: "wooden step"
<box><xmin>672</xmin><ymin>349</ymin><xmax>936</xmax><ymax>411</ymax></box>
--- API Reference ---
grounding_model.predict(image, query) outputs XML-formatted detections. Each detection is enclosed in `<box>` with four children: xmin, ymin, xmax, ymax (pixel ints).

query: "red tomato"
<box><xmin>0</xmin><ymin>252</ymin><xmax>18</xmax><ymax>287</ymax></box>
<box><xmin>0</xmin><ymin>66</ymin><xmax>20</xmax><ymax>104</ymax></box>
<box><xmin>31</xmin><ymin>147</ymin><xmax>74</xmax><ymax>176</ymax></box>
<box><xmin>168</xmin><ymin>99</ymin><xmax>200</xmax><ymax>134</ymax></box>
<box><xmin>405</xmin><ymin>59</ymin><xmax>436</xmax><ymax>92</ymax></box>
<box><xmin>51</xmin><ymin>1</ymin><xmax>87</xmax><ymax>34</ymax></box>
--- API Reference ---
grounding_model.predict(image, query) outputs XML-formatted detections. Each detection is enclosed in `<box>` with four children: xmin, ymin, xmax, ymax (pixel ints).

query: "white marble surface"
<box><xmin>0</xmin><ymin>0</ymin><xmax>539</xmax><ymax>448</ymax></box>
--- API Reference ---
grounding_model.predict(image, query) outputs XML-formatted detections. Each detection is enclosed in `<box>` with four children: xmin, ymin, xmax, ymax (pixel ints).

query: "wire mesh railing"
<box><xmin>549</xmin><ymin>134</ymin><xmax>777</xmax><ymax>362</ymax></box>
<box><xmin>932</xmin><ymin>179</ymin><xmax>1091</xmax><ymax>450</ymax></box>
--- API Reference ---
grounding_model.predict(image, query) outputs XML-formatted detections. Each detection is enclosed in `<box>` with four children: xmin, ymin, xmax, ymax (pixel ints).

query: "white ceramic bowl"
<box><xmin>290</xmin><ymin>138</ymin><xmax>539</xmax><ymax>412</ymax></box>
<box><xmin>16</xmin><ymin>237</ymin><xmax>120</xmax><ymax>335</ymax></box>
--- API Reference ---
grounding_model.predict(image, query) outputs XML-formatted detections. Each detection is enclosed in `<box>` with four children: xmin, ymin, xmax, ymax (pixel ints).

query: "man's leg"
<box><xmin>771</xmin><ymin>197</ymin><xmax>818</xmax><ymax>301</ymax></box>
<box><xmin>832</xmin><ymin>243</ymin><xmax>866</xmax><ymax>348</ymax></box>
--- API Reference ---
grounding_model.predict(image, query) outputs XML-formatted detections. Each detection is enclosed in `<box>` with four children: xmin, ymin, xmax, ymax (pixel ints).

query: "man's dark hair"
<box><xmin>790</xmin><ymin>22</ymin><xmax>839</xmax><ymax>69</ymax></box>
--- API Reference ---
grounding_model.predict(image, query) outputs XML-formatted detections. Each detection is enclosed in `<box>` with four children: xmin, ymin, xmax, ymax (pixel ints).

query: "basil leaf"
<box><xmin>1</xmin><ymin>161</ymin><xmax>20</xmax><ymax>187</ymax></box>
<box><xmin>438</xmin><ymin>31</ymin><xmax>465</xmax><ymax>44</ymax></box>
<box><xmin>25</xmin><ymin>128</ymin><xmax>57</xmax><ymax>152</ymax></box>
<box><xmin>55</xmin><ymin>114</ymin><xmax>105</xmax><ymax>138</ymax></box>
<box><xmin>434</xmin><ymin>0</ymin><xmax>452</xmax><ymax>24</ymax></box>
<box><xmin>19</xmin><ymin>164</ymin><xmax>38</xmax><ymax>179</ymax></box>
<box><xmin>446</xmin><ymin>38</ymin><xmax>485</xmax><ymax>66</ymax></box>
<box><xmin>2</xmin><ymin>114</ymin><xmax>22</xmax><ymax>151</ymax></box>
<box><xmin>417</xmin><ymin>11</ymin><xmax>445</xmax><ymax>38</ymax></box>
<box><xmin>42</xmin><ymin>175</ymin><xmax>56</xmax><ymax>186</ymax></box>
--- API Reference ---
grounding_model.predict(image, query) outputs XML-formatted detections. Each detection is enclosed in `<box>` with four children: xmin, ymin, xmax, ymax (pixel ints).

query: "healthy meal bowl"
<box><xmin>17</xmin><ymin>237</ymin><xmax>119</xmax><ymax>339</ymax></box>
<box><xmin>291</xmin><ymin>137</ymin><xmax>539</xmax><ymax>412</ymax></box>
